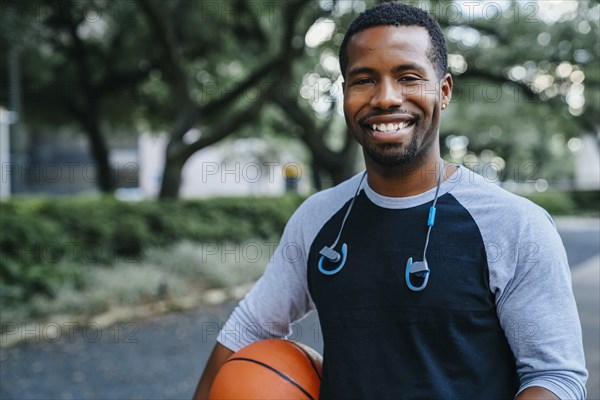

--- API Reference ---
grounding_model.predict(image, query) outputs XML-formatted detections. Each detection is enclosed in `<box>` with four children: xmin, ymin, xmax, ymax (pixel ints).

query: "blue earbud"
<box><xmin>315</xmin><ymin>173</ymin><xmax>367</xmax><ymax>276</ymax></box>
<box><xmin>405</xmin><ymin>257</ymin><xmax>430</xmax><ymax>291</ymax></box>
<box><xmin>405</xmin><ymin>203</ymin><xmax>437</xmax><ymax>292</ymax></box>
<box><xmin>318</xmin><ymin>161</ymin><xmax>444</xmax><ymax>292</ymax></box>
<box><xmin>318</xmin><ymin>244</ymin><xmax>348</xmax><ymax>275</ymax></box>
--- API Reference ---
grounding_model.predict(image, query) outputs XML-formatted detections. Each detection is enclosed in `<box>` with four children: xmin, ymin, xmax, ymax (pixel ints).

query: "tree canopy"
<box><xmin>1</xmin><ymin>0</ymin><xmax>597</xmax><ymax>197</ymax></box>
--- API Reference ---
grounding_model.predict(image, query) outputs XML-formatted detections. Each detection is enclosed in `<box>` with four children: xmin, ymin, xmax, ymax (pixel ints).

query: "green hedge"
<box><xmin>1</xmin><ymin>189</ymin><xmax>597</xmax><ymax>303</ymax></box>
<box><xmin>0</xmin><ymin>195</ymin><xmax>305</xmax><ymax>302</ymax></box>
<box><xmin>524</xmin><ymin>190</ymin><xmax>599</xmax><ymax>216</ymax></box>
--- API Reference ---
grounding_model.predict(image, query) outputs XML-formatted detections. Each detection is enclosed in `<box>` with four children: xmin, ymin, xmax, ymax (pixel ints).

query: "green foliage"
<box><xmin>430</xmin><ymin>0</ymin><xmax>600</xmax><ymax>184</ymax></box>
<box><xmin>2</xmin><ymin>0</ymin><xmax>598</xmax><ymax>195</ymax></box>
<box><xmin>524</xmin><ymin>192</ymin><xmax>577</xmax><ymax>215</ymax></box>
<box><xmin>570</xmin><ymin>190</ymin><xmax>600</xmax><ymax>211</ymax></box>
<box><xmin>1</xmin><ymin>240</ymin><xmax>270</xmax><ymax>326</ymax></box>
<box><xmin>524</xmin><ymin>190</ymin><xmax>600</xmax><ymax>215</ymax></box>
<box><xmin>0</xmin><ymin>195</ymin><xmax>304</xmax><ymax>306</ymax></box>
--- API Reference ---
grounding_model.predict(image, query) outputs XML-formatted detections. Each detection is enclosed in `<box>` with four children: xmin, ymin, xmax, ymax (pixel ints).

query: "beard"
<box><xmin>352</xmin><ymin>107</ymin><xmax>442</xmax><ymax>168</ymax></box>
<box><xmin>362</xmin><ymin>127</ymin><xmax>434</xmax><ymax>167</ymax></box>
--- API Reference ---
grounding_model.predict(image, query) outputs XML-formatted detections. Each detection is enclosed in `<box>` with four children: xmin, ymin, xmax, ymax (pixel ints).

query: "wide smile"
<box><xmin>368</xmin><ymin>120</ymin><xmax>416</xmax><ymax>133</ymax></box>
<box><xmin>361</xmin><ymin>117</ymin><xmax>418</xmax><ymax>142</ymax></box>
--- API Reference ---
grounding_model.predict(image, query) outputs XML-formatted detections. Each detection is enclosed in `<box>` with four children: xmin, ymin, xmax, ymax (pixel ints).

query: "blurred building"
<box><xmin>2</xmin><ymin>126</ymin><xmax>597</xmax><ymax>199</ymax></box>
<box><xmin>574</xmin><ymin>134</ymin><xmax>600</xmax><ymax>190</ymax></box>
<box><xmin>138</xmin><ymin>133</ymin><xmax>310</xmax><ymax>199</ymax></box>
<box><xmin>1</xmin><ymin>127</ymin><xmax>138</xmax><ymax>197</ymax></box>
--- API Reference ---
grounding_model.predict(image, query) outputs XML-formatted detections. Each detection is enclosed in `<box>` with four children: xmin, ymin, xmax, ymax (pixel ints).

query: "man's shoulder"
<box><xmin>451</xmin><ymin>166</ymin><xmax>555</xmax><ymax>231</ymax></box>
<box><xmin>281</xmin><ymin>172</ymin><xmax>365</xmax><ymax>246</ymax></box>
<box><xmin>454</xmin><ymin>167</ymin><xmax>545</xmax><ymax>208</ymax></box>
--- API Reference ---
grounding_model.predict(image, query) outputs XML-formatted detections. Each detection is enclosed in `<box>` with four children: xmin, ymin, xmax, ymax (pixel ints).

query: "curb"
<box><xmin>0</xmin><ymin>283</ymin><xmax>254</xmax><ymax>349</ymax></box>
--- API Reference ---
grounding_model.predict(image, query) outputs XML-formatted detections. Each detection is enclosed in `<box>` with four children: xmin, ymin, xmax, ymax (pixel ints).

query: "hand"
<box><xmin>516</xmin><ymin>386</ymin><xmax>560</xmax><ymax>400</ymax></box>
<box><xmin>192</xmin><ymin>343</ymin><xmax>234</xmax><ymax>400</ymax></box>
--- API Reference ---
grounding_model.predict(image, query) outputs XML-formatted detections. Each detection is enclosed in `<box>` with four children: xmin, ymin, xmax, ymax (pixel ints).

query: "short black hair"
<box><xmin>339</xmin><ymin>1</ymin><xmax>448</xmax><ymax>79</ymax></box>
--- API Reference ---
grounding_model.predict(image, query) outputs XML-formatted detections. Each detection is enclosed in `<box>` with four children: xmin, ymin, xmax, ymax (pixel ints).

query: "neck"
<box><xmin>365</xmin><ymin>157</ymin><xmax>455</xmax><ymax>198</ymax></box>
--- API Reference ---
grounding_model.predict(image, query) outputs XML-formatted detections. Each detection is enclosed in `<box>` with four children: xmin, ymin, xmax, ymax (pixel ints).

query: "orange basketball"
<box><xmin>209</xmin><ymin>339</ymin><xmax>322</xmax><ymax>400</ymax></box>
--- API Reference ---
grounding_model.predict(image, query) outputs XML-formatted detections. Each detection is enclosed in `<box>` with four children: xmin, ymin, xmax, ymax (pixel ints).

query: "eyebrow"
<box><xmin>347</xmin><ymin>64</ymin><xmax>427</xmax><ymax>77</ymax></box>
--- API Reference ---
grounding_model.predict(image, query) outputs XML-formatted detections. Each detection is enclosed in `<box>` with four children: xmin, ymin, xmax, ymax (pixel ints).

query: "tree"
<box><xmin>422</xmin><ymin>0</ymin><xmax>599</xmax><ymax>184</ymax></box>
<box><xmin>0</xmin><ymin>0</ymin><xmax>155</xmax><ymax>193</ymax></box>
<box><xmin>136</xmin><ymin>0</ymin><xmax>337</xmax><ymax>198</ymax></box>
<box><xmin>279</xmin><ymin>0</ymin><xmax>599</xmax><ymax>186</ymax></box>
<box><xmin>3</xmin><ymin>0</ymin><xmax>596</xmax><ymax>196</ymax></box>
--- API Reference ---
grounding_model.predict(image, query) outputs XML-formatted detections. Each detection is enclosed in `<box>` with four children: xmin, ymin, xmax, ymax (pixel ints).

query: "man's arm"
<box><xmin>192</xmin><ymin>342</ymin><xmax>234</xmax><ymax>400</ymax></box>
<box><xmin>191</xmin><ymin>194</ymin><xmax>320</xmax><ymax>399</ymax></box>
<box><xmin>516</xmin><ymin>386</ymin><xmax>559</xmax><ymax>400</ymax></box>
<box><xmin>492</xmin><ymin>208</ymin><xmax>588</xmax><ymax>399</ymax></box>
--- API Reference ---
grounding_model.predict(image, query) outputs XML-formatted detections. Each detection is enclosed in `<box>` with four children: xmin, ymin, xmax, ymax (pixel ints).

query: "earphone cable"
<box><xmin>422</xmin><ymin>161</ymin><xmax>444</xmax><ymax>261</ymax></box>
<box><xmin>330</xmin><ymin>171</ymin><xmax>368</xmax><ymax>249</ymax></box>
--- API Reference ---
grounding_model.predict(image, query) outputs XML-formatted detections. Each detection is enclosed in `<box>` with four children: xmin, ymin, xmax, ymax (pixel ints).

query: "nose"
<box><xmin>371</xmin><ymin>78</ymin><xmax>403</xmax><ymax>110</ymax></box>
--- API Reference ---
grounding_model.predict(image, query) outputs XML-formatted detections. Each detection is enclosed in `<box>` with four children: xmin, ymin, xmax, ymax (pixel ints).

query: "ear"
<box><xmin>440</xmin><ymin>73</ymin><xmax>453</xmax><ymax>109</ymax></box>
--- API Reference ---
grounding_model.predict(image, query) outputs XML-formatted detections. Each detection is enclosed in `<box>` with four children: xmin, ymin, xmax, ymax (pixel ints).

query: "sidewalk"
<box><xmin>572</xmin><ymin>254</ymin><xmax>600</xmax><ymax>399</ymax></box>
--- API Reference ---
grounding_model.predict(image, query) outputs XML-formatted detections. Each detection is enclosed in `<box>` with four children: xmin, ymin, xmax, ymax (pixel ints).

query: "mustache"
<box><xmin>358</xmin><ymin>109</ymin><xmax>419</xmax><ymax>125</ymax></box>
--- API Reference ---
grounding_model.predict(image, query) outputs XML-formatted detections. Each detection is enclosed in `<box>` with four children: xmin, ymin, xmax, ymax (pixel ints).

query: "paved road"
<box><xmin>1</xmin><ymin>217</ymin><xmax>598</xmax><ymax>399</ymax></box>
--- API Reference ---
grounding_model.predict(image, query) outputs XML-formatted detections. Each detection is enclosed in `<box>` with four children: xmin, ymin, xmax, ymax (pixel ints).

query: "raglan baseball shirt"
<box><xmin>216</xmin><ymin>165</ymin><xmax>588</xmax><ymax>399</ymax></box>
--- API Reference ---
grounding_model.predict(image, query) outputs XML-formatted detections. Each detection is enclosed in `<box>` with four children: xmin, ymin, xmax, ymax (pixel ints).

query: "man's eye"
<box><xmin>399</xmin><ymin>76</ymin><xmax>420</xmax><ymax>82</ymax></box>
<box><xmin>353</xmin><ymin>78</ymin><xmax>373</xmax><ymax>85</ymax></box>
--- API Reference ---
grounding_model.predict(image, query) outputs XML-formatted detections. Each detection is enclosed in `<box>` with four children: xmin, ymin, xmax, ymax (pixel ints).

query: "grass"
<box><xmin>1</xmin><ymin>241</ymin><xmax>270</xmax><ymax>331</ymax></box>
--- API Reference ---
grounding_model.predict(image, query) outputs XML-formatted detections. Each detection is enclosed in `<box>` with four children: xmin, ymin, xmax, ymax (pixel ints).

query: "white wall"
<box><xmin>574</xmin><ymin>134</ymin><xmax>600</xmax><ymax>190</ymax></box>
<box><xmin>138</xmin><ymin>133</ymin><xmax>309</xmax><ymax>198</ymax></box>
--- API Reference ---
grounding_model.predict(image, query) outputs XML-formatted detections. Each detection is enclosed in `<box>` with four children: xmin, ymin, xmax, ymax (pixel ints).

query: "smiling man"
<box><xmin>342</xmin><ymin>23</ymin><xmax>452</xmax><ymax>197</ymax></box>
<box><xmin>194</xmin><ymin>2</ymin><xmax>587</xmax><ymax>399</ymax></box>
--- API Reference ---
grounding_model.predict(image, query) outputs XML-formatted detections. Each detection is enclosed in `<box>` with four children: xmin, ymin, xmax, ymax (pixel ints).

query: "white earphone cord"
<box><xmin>330</xmin><ymin>171</ymin><xmax>367</xmax><ymax>249</ymax></box>
<box><xmin>327</xmin><ymin>162</ymin><xmax>443</xmax><ymax>259</ymax></box>
<box><xmin>422</xmin><ymin>161</ymin><xmax>444</xmax><ymax>261</ymax></box>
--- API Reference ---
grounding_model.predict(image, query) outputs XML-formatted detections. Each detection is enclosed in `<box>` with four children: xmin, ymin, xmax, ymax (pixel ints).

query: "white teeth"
<box><xmin>371</xmin><ymin>121</ymin><xmax>411</xmax><ymax>132</ymax></box>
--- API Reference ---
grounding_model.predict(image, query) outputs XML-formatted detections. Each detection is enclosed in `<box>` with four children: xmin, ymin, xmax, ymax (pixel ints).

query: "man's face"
<box><xmin>342</xmin><ymin>25</ymin><xmax>452</xmax><ymax>168</ymax></box>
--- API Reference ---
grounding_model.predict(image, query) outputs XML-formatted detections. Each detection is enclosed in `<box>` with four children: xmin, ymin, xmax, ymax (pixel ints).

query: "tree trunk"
<box><xmin>82</xmin><ymin>110</ymin><xmax>114</xmax><ymax>193</ymax></box>
<box><xmin>311</xmin><ymin>159</ymin><xmax>323</xmax><ymax>191</ymax></box>
<box><xmin>159</xmin><ymin>140</ymin><xmax>187</xmax><ymax>199</ymax></box>
<box><xmin>159</xmin><ymin>159</ymin><xmax>184</xmax><ymax>199</ymax></box>
<box><xmin>316</xmin><ymin>137</ymin><xmax>359</xmax><ymax>187</ymax></box>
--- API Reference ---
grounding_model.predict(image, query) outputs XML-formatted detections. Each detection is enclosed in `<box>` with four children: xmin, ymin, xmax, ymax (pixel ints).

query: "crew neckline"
<box><xmin>361</xmin><ymin>165</ymin><xmax>462</xmax><ymax>209</ymax></box>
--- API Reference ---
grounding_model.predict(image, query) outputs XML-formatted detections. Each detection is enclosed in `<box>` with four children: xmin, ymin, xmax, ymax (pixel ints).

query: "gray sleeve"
<box><xmin>451</xmin><ymin>171</ymin><xmax>588</xmax><ymax>399</ymax></box>
<box><xmin>214</xmin><ymin>173</ymin><xmax>362</xmax><ymax>352</ymax></box>
<box><xmin>490</xmin><ymin>207</ymin><xmax>588</xmax><ymax>399</ymax></box>
<box><xmin>216</xmin><ymin>204</ymin><xmax>315</xmax><ymax>352</ymax></box>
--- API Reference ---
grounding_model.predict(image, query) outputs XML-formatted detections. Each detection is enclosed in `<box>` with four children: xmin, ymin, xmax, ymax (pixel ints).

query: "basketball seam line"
<box><xmin>225</xmin><ymin>357</ymin><xmax>315</xmax><ymax>400</ymax></box>
<box><xmin>286</xmin><ymin>341</ymin><xmax>322</xmax><ymax>381</ymax></box>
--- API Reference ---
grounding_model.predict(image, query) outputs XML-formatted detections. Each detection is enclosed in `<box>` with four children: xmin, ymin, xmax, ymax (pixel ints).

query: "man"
<box><xmin>194</xmin><ymin>2</ymin><xmax>587</xmax><ymax>399</ymax></box>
